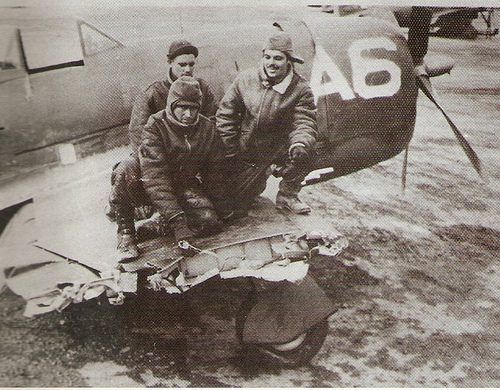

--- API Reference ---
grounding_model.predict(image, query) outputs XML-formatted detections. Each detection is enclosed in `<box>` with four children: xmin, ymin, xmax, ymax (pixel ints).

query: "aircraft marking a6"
<box><xmin>310</xmin><ymin>37</ymin><xmax>402</xmax><ymax>103</ymax></box>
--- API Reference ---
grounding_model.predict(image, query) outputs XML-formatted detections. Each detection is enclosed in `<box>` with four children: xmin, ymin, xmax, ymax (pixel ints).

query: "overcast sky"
<box><xmin>1</xmin><ymin>0</ymin><xmax>499</xmax><ymax>9</ymax></box>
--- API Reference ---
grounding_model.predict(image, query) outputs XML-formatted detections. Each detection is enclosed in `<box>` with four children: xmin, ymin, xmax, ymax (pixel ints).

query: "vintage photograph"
<box><xmin>0</xmin><ymin>0</ymin><xmax>499</xmax><ymax>386</ymax></box>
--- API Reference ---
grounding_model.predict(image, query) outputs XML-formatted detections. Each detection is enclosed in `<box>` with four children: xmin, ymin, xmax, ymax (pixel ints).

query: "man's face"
<box><xmin>262</xmin><ymin>49</ymin><xmax>290</xmax><ymax>82</ymax></box>
<box><xmin>173</xmin><ymin>103</ymin><xmax>199</xmax><ymax>126</ymax></box>
<box><xmin>169</xmin><ymin>54</ymin><xmax>197</xmax><ymax>79</ymax></box>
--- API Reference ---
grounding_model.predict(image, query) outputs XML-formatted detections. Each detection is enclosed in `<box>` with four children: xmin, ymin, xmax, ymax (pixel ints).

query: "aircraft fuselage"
<box><xmin>0</xmin><ymin>6</ymin><xmax>417</xmax><ymax>193</ymax></box>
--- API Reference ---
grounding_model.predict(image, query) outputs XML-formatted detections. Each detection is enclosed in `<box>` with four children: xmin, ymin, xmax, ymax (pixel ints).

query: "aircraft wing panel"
<box><xmin>120</xmin><ymin>236</ymin><xmax>179</xmax><ymax>273</ymax></box>
<box><xmin>22</xmin><ymin>162</ymin><xmax>307</xmax><ymax>276</ymax></box>
<box><xmin>1</xmin><ymin>169</ymin><xmax>347</xmax><ymax>316</ymax></box>
<box><xmin>196</xmin><ymin>197</ymin><xmax>301</xmax><ymax>248</ymax></box>
<box><xmin>33</xmin><ymin>171</ymin><xmax>118</xmax><ymax>273</ymax></box>
<box><xmin>5</xmin><ymin>261</ymin><xmax>98</xmax><ymax>301</ymax></box>
<box><xmin>120</xmin><ymin>197</ymin><xmax>303</xmax><ymax>273</ymax></box>
<box><xmin>0</xmin><ymin>202</ymin><xmax>62</xmax><ymax>269</ymax></box>
<box><xmin>0</xmin><ymin>202</ymin><xmax>106</xmax><ymax>317</ymax></box>
<box><xmin>30</xmin><ymin>170</ymin><xmax>302</xmax><ymax>275</ymax></box>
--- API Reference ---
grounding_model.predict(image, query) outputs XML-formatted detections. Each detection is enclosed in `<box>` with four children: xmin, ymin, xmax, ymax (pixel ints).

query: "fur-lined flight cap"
<box><xmin>263</xmin><ymin>31</ymin><xmax>304</xmax><ymax>64</ymax></box>
<box><xmin>167</xmin><ymin>76</ymin><xmax>202</xmax><ymax>110</ymax></box>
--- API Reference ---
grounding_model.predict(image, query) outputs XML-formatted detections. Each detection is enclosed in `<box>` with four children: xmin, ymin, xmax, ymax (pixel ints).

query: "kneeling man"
<box><xmin>114</xmin><ymin>76</ymin><xmax>228</xmax><ymax>261</ymax></box>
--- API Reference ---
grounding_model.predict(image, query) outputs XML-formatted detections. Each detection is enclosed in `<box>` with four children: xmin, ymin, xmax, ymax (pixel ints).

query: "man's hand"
<box><xmin>168</xmin><ymin>214</ymin><xmax>202</xmax><ymax>257</ymax></box>
<box><xmin>169</xmin><ymin>213</ymin><xmax>194</xmax><ymax>242</ymax></box>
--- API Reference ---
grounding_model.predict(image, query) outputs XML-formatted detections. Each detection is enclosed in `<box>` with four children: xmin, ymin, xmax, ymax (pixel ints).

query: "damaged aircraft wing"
<box><xmin>0</xmin><ymin>170</ymin><xmax>347</xmax><ymax>317</ymax></box>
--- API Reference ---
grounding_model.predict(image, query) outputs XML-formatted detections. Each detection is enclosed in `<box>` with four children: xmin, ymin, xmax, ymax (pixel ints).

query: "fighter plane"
<box><xmin>309</xmin><ymin>4</ymin><xmax>498</xmax><ymax>39</ymax></box>
<box><xmin>0</xmin><ymin>2</ymin><xmax>483</xmax><ymax>209</ymax></box>
<box><xmin>0</xmin><ymin>2</ymin><xmax>486</xmax><ymax>366</ymax></box>
<box><xmin>396</xmin><ymin>6</ymin><xmax>498</xmax><ymax>39</ymax></box>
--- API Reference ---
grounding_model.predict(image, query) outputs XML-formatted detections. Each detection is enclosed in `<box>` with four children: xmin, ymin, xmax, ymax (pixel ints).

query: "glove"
<box><xmin>289</xmin><ymin>144</ymin><xmax>309</xmax><ymax>165</ymax></box>
<box><xmin>169</xmin><ymin>214</ymin><xmax>194</xmax><ymax>242</ymax></box>
<box><xmin>134</xmin><ymin>205</ymin><xmax>154</xmax><ymax>221</ymax></box>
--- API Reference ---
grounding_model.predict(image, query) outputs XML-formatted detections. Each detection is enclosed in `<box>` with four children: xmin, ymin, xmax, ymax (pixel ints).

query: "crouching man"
<box><xmin>114</xmin><ymin>76</ymin><xmax>228</xmax><ymax>262</ymax></box>
<box><xmin>216</xmin><ymin>31</ymin><xmax>318</xmax><ymax>215</ymax></box>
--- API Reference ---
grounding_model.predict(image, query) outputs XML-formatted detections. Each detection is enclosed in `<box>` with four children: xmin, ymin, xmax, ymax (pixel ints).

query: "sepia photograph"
<box><xmin>0</xmin><ymin>0</ymin><xmax>499</xmax><ymax>386</ymax></box>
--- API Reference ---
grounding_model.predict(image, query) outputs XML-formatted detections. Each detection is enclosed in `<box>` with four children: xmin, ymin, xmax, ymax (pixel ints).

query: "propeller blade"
<box><xmin>416</xmin><ymin>74</ymin><xmax>482</xmax><ymax>178</ymax></box>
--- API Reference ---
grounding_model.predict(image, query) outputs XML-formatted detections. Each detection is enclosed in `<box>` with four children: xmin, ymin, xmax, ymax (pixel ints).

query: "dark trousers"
<box><xmin>109</xmin><ymin>155</ymin><xmax>220</xmax><ymax>234</ymax></box>
<box><xmin>225</xmin><ymin>154</ymin><xmax>310</xmax><ymax>213</ymax></box>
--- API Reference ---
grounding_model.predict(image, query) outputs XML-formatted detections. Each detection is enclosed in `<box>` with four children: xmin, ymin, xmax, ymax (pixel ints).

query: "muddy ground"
<box><xmin>1</xmin><ymin>29</ymin><xmax>500</xmax><ymax>389</ymax></box>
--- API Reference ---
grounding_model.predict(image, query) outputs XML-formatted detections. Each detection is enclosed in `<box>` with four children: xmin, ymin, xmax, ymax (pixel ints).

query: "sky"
<box><xmin>1</xmin><ymin>0</ymin><xmax>500</xmax><ymax>10</ymax></box>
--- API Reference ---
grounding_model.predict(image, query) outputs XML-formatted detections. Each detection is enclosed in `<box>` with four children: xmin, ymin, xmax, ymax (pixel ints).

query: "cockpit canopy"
<box><xmin>0</xmin><ymin>20</ymin><xmax>122</xmax><ymax>77</ymax></box>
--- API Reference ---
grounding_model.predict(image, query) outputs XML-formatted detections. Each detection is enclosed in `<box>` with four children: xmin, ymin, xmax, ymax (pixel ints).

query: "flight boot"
<box><xmin>276</xmin><ymin>179</ymin><xmax>311</xmax><ymax>215</ymax></box>
<box><xmin>276</xmin><ymin>193</ymin><xmax>311</xmax><ymax>214</ymax></box>
<box><xmin>116</xmin><ymin>206</ymin><xmax>139</xmax><ymax>262</ymax></box>
<box><xmin>117</xmin><ymin>229</ymin><xmax>139</xmax><ymax>262</ymax></box>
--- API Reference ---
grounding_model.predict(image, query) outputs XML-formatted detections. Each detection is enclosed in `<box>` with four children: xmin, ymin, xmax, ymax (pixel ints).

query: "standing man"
<box><xmin>115</xmin><ymin>76</ymin><xmax>227</xmax><ymax>262</ymax></box>
<box><xmin>216</xmin><ymin>31</ymin><xmax>318</xmax><ymax>215</ymax></box>
<box><xmin>109</xmin><ymin>40</ymin><xmax>218</xmax><ymax>261</ymax></box>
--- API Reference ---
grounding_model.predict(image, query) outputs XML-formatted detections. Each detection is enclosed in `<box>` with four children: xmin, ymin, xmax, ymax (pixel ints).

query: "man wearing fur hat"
<box><xmin>108</xmin><ymin>40</ymin><xmax>218</xmax><ymax>261</ymax></box>
<box><xmin>112</xmin><ymin>76</ymin><xmax>227</xmax><ymax>262</ymax></box>
<box><xmin>216</xmin><ymin>31</ymin><xmax>317</xmax><ymax>215</ymax></box>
